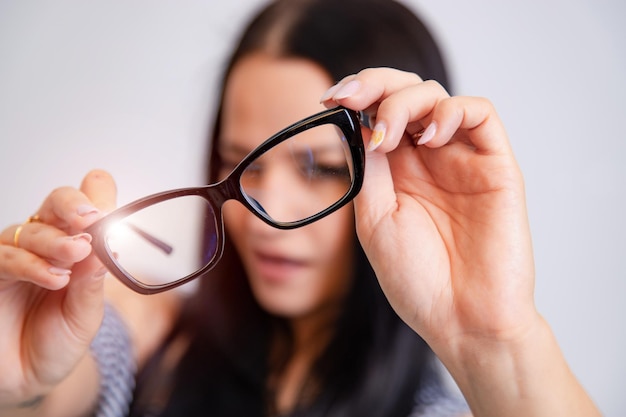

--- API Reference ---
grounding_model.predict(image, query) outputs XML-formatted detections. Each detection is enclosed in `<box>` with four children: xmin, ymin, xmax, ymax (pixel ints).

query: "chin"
<box><xmin>255</xmin><ymin>292</ymin><xmax>312</xmax><ymax>318</ymax></box>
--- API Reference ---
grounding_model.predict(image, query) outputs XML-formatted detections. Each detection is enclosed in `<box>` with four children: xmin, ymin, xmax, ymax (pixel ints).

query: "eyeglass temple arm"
<box><xmin>124</xmin><ymin>222</ymin><xmax>174</xmax><ymax>255</ymax></box>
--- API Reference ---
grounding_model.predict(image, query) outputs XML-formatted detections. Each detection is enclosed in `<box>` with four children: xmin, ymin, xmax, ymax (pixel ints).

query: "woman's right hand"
<box><xmin>0</xmin><ymin>170</ymin><xmax>116</xmax><ymax>409</ymax></box>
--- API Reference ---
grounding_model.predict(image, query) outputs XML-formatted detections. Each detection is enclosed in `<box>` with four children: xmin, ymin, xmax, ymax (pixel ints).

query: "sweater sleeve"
<box><xmin>90</xmin><ymin>303</ymin><xmax>137</xmax><ymax>417</ymax></box>
<box><xmin>409</xmin><ymin>357</ymin><xmax>470</xmax><ymax>417</ymax></box>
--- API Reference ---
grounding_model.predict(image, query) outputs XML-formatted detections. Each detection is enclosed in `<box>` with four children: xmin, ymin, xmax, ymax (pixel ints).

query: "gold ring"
<box><xmin>27</xmin><ymin>215</ymin><xmax>41</xmax><ymax>223</ymax></box>
<box><xmin>13</xmin><ymin>225</ymin><xmax>24</xmax><ymax>247</ymax></box>
<box><xmin>13</xmin><ymin>214</ymin><xmax>42</xmax><ymax>248</ymax></box>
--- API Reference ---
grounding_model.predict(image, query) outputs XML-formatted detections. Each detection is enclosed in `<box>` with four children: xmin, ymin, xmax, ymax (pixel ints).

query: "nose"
<box><xmin>244</xmin><ymin>161</ymin><xmax>312</xmax><ymax>224</ymax></box>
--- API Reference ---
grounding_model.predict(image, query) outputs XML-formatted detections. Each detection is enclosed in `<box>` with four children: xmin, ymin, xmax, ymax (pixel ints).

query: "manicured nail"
<box><xmin>71</xmin><ymin>233</ymin><xmax>93</xmax><ymax>244</ymax></box>
<box><xmin>320</xmin><ymin>83</ymin><xmax>342</xmax><ymax>102</ymax></box>
<box><xmin>368</xmin><ymin>122</ymin><xmax>387</xmax><ymax>151</ymax></box>
<box><xmin>333</xmin><ymin>80</ymin><xmax>361</xmax><ymax>100</ymax></box>
<box><xmin>49</xmin><ymin>266</ymin><xmax>72</xmax><ymax>276</ymax></box>
<box><xmin>417</xmin><ymin>121</ymin><xmax>437</xmax><ymax>145</ymax></box>
<box><xmin>77</xmin><ymin>204</ymin><xmax>99</xmax><ymax>217</ymax></box>
<box><xmin>93</xmin><ymin>266</ymin><xmax>108</xmax><ymax>279</ymax></box>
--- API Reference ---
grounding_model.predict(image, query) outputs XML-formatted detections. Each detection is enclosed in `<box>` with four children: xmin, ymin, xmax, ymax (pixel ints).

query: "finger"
<box><xmin>417</xmin><ymin>96</ymin><xmax>512</xmax><ymax>155</ymax></box>
<box><xmin>319</xmin><ymin>69</ymin><xmax>447</xmax><ymax>152</ymax></box>
<box><xmin>1</xmin><ymin>222</ymin><xmax>94</xmax><ymax>264</ymax></box>
<box><xmin>364</xmin><ymin>80</ymin><xmax>450</xmax><ymax>152</ymax></box>
<box><xmin>80</xmin><ymin>169</ymin><xmax>117</xmax><ymax>214</ymax></box>
<box><xmin>352</xmin><ymin>148</ymin><xmax>397</xmax><ymax>235</ymax></box>
<box><xmin>320</xmin><ymin>67</ymin><xmax>424</xmax><ymax>110</ymax></box>
<box><xmin>55</xmin><ymin>244</ymin><xmax>108</xmax><ymax>349</ymax></box>
<box><xmin>33</xmin><ymin>170</ymin><xmax>116</xmax><ymax>236</ymax></box>
<box><xmin>0</xmin><ymin>220</ymin><xmax>93</xmax><ymax>290</ymax></box>
<box><xmin>36</xmin><ymin>186</ymin><xmax>102</xmax><ymax>236</ymax></box>
<box><xmin>0</xmin><ymin>245</ymin><xmax>72</xmax><ymax>290</ymax></box>
<box><xmin>62</xmin><ymin>170</ymin><xmax>117</xmax><ymax>328</ymax></box>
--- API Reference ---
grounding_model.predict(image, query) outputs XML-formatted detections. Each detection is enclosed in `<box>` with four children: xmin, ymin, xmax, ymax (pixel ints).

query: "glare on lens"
<box><xmin>106</xmin><ymin>221</ymin><xmax>174</xmax><ymax>255</ymax></box>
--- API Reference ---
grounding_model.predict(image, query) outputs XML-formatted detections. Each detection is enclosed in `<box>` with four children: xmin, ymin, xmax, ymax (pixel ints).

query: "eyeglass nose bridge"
<box><xmin>208</xmin><ymin>168</ymin><xmax>278</xmax><ymax>230</ymax></box>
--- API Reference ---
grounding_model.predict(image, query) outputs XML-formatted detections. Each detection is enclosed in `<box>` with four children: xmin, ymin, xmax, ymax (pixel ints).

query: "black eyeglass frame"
<box><xmin>86</xmin><ymin>106</ymin><xmax>365</xmax><ymax>294</ymax></box>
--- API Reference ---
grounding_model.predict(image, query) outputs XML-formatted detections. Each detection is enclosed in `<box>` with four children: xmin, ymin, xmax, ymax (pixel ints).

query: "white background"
<box><xmin>0</xmin><ymin>1</ymin><xmax>624</xmax><ymax>415</ymax></box>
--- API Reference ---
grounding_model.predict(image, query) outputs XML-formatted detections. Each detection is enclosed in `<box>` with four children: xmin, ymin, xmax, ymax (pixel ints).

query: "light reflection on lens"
<box><xmin>104</xmin><ymin>195</ymin><xmax>216</xmax><ymax>287</ymax></box>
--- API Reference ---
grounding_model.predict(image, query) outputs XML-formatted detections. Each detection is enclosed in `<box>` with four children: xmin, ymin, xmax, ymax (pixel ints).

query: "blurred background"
<box><xmin>0</xmin><ymin>0</ymin><xmax>624</xmax><ymax>414</ymax></box>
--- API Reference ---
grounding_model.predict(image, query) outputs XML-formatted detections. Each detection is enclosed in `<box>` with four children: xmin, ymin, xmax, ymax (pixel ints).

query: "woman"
<box><xmin>0</xmin><ymin>0</ymin><xmax>600</xmax><ymax>416</ymax></box>
<box><xmin>124</xmin><ymin>1</ymin><xmax>458</xmax><ymax>416</ymax></box>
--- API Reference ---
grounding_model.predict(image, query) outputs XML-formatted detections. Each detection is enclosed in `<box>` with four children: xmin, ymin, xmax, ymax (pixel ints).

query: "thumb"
<box><xmin>62</xmin><ymin>255</ymin><xmax>107</xmax><ymax>343</ymax></box>
<box><xmin>80</xmin><ymin>169</ymin><xmax>117</xmax><ymax>214</ymax></box>
<box><xmin>353</xmin><ymin>148</ymin><xmax>396</xmax><ymax>247</ymax></box>
<box><xmin>62</xmin><ymin>170</ymin><xmax>118</xmax><ymax>340</ymax></box>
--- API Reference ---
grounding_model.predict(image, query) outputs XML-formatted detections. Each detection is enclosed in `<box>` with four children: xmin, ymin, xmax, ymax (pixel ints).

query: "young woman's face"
<box><xmin>218</xmin><ymin>53</ymin><xmax>355</xmax><ymax>319</ymax></box>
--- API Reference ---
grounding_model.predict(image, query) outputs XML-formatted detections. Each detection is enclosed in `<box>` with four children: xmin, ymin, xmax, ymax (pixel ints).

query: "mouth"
<box><xmin>252</xmin><ymin>250</ymin><xmax>309</xmax><ymax>282</ymax></box>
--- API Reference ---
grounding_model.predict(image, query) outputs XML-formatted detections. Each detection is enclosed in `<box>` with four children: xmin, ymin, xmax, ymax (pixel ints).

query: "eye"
<box><xmin>220</xmin><ymin>158</ymin><xmax>239</xmax><ymax>173</ymax></box>
<box><xmin>293</xmin><ymin>144</ymin><xmax>350</xmax><ymax>182</ymax></box>
<box><xmin>310</xmin><ymin>163</ymin><xmax>350</xmax><ymax>179</ymax></box>
<box><xmin>216</xmin><ymin>149</ymin><xmax>247</xmax><ymax>180</ymax></box>
<box><xmin>216</xmin><ymin>139</ymin><xmax>254</xmax><ymax>179</ymax></box>
<box><xmin>216</xmin><ymin>159</ymin><xmax>237</xmax><ymax>181</ymax></box>
<box><xmin>295</xmin><ymin>155</ymin><xmax>345</xmax><ymax>179</ymax></box>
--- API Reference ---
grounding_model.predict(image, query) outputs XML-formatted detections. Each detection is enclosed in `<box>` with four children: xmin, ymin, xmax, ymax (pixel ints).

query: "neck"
<box><xmin>290</xmin><ymin>303</ymin><xmax>340</xmax><ymax>354</ymax></box>
<box><xmin>270</xmin><ymin>302</ymin><xmax>343</xmax><ymax>415</ymax></box>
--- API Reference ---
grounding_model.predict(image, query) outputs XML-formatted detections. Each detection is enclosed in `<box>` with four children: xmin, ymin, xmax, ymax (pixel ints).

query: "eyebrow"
<box><xmin>218</xmin><ymin>134</ymin><xmax>346</xmax><ymax>161</ymax></box>
<box><xmin>218</xmin><ymin>141</ymin><xmax>254</xmax><ymax>160</ymax></box>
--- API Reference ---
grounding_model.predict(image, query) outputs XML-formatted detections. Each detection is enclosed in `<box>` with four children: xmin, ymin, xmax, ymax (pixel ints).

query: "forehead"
<box><xmin>221</xmin><ymin>53</ymin><xmax>334</xmax><ymax>146</ymax></box>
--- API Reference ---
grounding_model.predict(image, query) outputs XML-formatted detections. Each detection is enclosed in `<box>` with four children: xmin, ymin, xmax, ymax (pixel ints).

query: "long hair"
<box><xmin>131</xmin><ymin>1</ymin><xmax>450</xmax><ymax>416</ymax></box>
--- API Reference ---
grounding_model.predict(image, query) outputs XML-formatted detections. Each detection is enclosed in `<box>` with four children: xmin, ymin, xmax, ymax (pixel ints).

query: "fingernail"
<box><xmin>417</xmin><ymin>121</ymin><xmax>437</xmax><ymax>145</ymax></box>
<box><xmin>333</xmin><ymin>80</ymin><xmax>361</xmax><ymax>100</ymax></box>
<box><xmin>49</xmin><ymin>266</ymin><xmax>72</xmax><ymax>276</ymax></box>
<box><xmin>77</xmin><ymin>204</ymin><xmax>99</xmax><ymax>217</ymax></box>
<box><xmin>71</xmin><ymin>233</ymin><xmax>93</xmax><ymax>244</ymax></box>
<box><xmin>368</xmin><ymin>122</ymin><xmax>386</xmax><ymax>152</ymax></box>
<box><xmin>93</xmin><ymin>266</ymin><xmax>108</xmax><ymax>279</ymax></box>
<box><xmin>320</xmin><ymin>83</ymin><xmax>342</xmax><ymax>102</ymax></box>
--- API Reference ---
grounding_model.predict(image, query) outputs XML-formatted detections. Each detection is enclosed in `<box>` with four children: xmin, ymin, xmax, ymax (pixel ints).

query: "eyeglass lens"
<box><xmin>102</xmin><ymin>123</ymin><xmax>355</xmax><ymax>288</ymax></box>
<box><xmin>241</xmin><ymin>123</ymin><xmax>354</xmax><ymax>223</ymax></box>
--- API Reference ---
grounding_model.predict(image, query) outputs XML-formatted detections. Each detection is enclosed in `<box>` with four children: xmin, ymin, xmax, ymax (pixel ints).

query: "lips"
<box><xmin>252</xmin><ymin>250</ymin><xmax>308</xmax><ymax>283</ymax></box>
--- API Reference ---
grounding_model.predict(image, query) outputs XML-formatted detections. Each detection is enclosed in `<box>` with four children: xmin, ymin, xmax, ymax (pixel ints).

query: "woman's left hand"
<box><xmin>322</xmin><ymin>68</ymin><xmax>603</xmax><ymax>417</ymax></box>
<box><xmin>322</xmin><ymin>68</ymin><xmax>536</xmax><ymax>350</ymax></box>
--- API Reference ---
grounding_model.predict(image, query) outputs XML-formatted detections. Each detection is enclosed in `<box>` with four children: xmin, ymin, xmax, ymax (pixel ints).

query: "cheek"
<box><xmin>314</xmin><ymin>204</ymin><xmax>355</xmax><ymax>255</ymax></box>
<box><xmin>309</xmin><ymin>203</ymin><xmax>356</xmax><ymax>286</ymax></box>
<box><xmin>305</xmin><ymin>215</ymin><xmax>356</xmax><ymax>316</ymax></box>
<box><xmin>222</xmin><ymin>201</ymin><xmax>250</xmax><ymax>243</ymax></box>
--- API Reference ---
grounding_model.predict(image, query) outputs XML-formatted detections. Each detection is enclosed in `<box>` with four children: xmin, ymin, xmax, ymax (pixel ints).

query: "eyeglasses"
<box><xmin>86</xmin><ymin>106</ymin><xmax>365</xmax><ymax>294</ymax></box>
